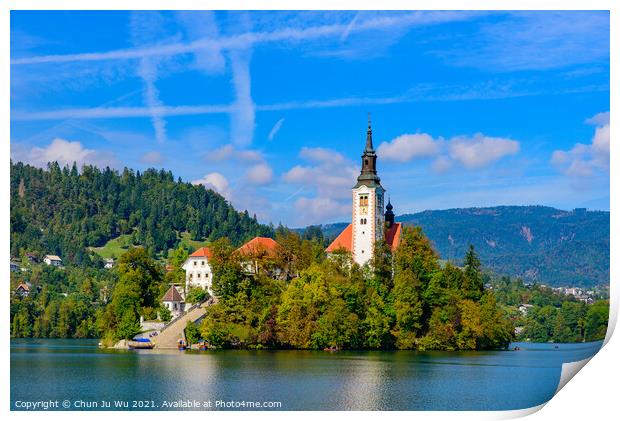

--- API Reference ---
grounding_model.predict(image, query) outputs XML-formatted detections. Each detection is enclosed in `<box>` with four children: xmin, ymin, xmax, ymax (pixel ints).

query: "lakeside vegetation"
<box><xmin>10</xmin><ymin>161</ymin><xmax>609</xmax><ymax>348</ymax></box>
<box><xmin>196</xmin><ymin>227</ymin><xmax>514</xmax><ymax>350</ymax></box>
<box><xmin>490</xmin><ymin>277</ymin><xmax>609</xmax><ymax>343</ymax></box>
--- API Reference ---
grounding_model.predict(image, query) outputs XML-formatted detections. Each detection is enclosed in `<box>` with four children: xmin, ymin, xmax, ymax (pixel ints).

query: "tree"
<box><xmin>185</xmin><ymin>321</ymin><xmax>202</xmax><ymax>345</ymax></box>
<box><xmin>210</xmin><ymin>238</ymin><xmax>246</xmax><ymax>300</ymax></box>
<box><xmin>115</xmin><ymin>310</ymin><xmax>142</xmax><ymax>340</ymax></box>
<box><xmin>462</xmin><ymin>245</ymin><xmax>483</xmax><ymax>300</ymax></box>
<box><xmin>390</xmin><ymin>226</ymin><xmax>438</xmax><ymax>349</ymax></box>
<box><xmin>584</xmin><ymin>300</ymin><xmax>609</xmax><ymax>341</ymax></box>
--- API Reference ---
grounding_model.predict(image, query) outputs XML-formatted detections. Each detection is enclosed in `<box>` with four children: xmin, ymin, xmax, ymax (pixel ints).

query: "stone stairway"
<box><xmin>151</xmin><ymin>300</ymin><xmax>211</xmax><ymax>349</ymax></box>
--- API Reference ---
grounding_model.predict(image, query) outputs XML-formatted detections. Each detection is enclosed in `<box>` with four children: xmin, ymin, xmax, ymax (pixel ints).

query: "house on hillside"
<box><xmin>15</xmin><ymin>283</ymin><xmax>30</xmax><ymax>297</ymax></box>
<box><xmin>10</xmin><ymin>261</ymin><xmax>20</xmax><ymax>272</ymax></box>
<box><xmin>162</xmin><ymin>285</ymin><xmax>185</xmax><ymax>320</ymax></box>
<box><xmin>326</xmin><ymin>119</ymin><xmax>402</xmax><ymax>262</ymax></box>
<box><xmin>236</xmin><ymin>237</ymin><xmax>282</xmax><ymax>278</ymax></box>
<box><xmin>103</xmin><ymin>258</ymin><xmax>115</xmax><ymax>269</ymax></box>
<box><xmin>25</xmin><ymin>253</ymin><xmax>37</xmax><ymax>264</ymax></box>
<box><xmin>182</xmin><ymin>247</ymin><xmax>214</xmax><ymax>295</ymax></box>
<box><xmin>518</xmin><ymin>304</ymin><xmax>534</xmax><ymax>315</ymax></box>
<box><xmin>43</xmin><ymin>255</ymin><xmax>62</xmax><ymax>267</ymax></box>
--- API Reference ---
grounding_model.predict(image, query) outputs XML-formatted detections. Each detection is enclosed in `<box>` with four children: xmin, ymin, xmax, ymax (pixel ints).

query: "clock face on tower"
<box><xmin>359</xmin><ymin>194</ymin><xmax>369</xmax><ymax>215</ymax></box>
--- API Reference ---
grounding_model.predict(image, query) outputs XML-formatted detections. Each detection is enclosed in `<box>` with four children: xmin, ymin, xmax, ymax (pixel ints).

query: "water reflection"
<box><xmin>11</xmin><ymin>340</ymin><xmax>603</xmax><ymax>411</ymax></box>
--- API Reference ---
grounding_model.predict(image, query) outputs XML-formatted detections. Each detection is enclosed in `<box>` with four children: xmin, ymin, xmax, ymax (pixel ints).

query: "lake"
<box><xmin>10</xmin><ymin>339</ymin><xmax>602</xmax><ymax>411</ymax></box>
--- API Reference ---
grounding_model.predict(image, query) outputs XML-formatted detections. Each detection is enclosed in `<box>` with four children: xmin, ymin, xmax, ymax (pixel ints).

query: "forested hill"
<box><xmin>311</xmin><ymin>206</ymin><xmax>609</xmax><ymax>287</ymax></box>
<box><xmin>398</xmin><ymin>206</ymin><xmax>609</xmax><ymax>287</ymax></box>
<box><xmin>10</xmin><ymin>161</ymin><xmax>273</xmax><ymax>265</ymax></box>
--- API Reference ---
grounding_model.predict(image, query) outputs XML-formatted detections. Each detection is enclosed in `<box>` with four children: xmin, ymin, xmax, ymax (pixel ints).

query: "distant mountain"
<box><xmin>315</xmin><ymin>206</ymin><xmax>609</xmax><ymax>287</ymax></box>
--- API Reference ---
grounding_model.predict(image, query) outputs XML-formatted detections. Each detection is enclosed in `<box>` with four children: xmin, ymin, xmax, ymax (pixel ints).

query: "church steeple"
<box><xmin>365</xmin><ymin>113</ymin><xmax>374</xmax><ymax>151</ymax></box>
<box><xmin>355</xmin><ymin>114</ymin><xmax>381</xmax><ymax>188</ymax></box>
<box><xmin>385</xmin><ymin>197</ymin><xmax>395</xmax><ymax>228</ymax></box>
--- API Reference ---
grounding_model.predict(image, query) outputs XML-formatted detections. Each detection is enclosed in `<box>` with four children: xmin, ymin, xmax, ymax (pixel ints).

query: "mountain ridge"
<box><xmin>309</xmin><ymin>205</ymin><xmax>609</xmax><ymax>287</ymax></box>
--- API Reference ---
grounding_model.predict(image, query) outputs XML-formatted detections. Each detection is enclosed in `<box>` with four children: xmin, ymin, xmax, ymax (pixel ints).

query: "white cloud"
<box><xmin>140</xmin><ymin>151</ymin><xmax>163</xmax><ymax>165</ymax></box>
<box><xmin>236</xmin><ymin>149</ymin><xmax>263</xmax><ymax>162</ymax></box>
<box><xmin>176</xmin><ymin>11</ymin><xmax>226</xmax><ymax>75</ymax></box>
<box><xmin>283</xmin><ymin>147</ymin><xmax>357</xmax><ymax>200</ymax></box>
<box><xmin>448</xmin><ymin>134</ymin><xmax>520</xmax><ymax>168</ymax></box>
<box><xmin>299</xmin><ymin>146</ymin><xmax>346</xmax><ymax>166</ymax></box>
<box><xmin>245</xmin><ymin>163</ymin><xmax>274</xmax><ymax>185</ymax></box>
<box><xmin>440</xmin><ymin>12</ymin><xmax>609</xmax><ymax>72</ymax></box>
<box><xmin>130</xmin><ymin>11</ymin><xmax>172</xmax><ymax>144</ymax></box>
<box><xmin>192</xmin><ymin>172</ymin><xmax>232</xmax><ymax>200</ymax></box>
<box><xmin>204</xmin><ymin>144</ymin><xmax>263</xmax><ymax>162</ymax></box>
<box><xmin>377</xmin><ymin>131</ymin><xmax>520</xmax><ymax>170</ymax></box>
<box><xmin>552</xmin><ymin>112</ymin><xmax>610</xmax><ymax>177</ymax></box>
<box><xmin>14</xmin><ymin>77</ymin><xmax>591</xmax><ymax>123</ymax></box>
<box><xmin>11</xmin><ymin>138</ymin><xmax>118</xmax><ymax>169</ymax></box>
<box><xmin>12</xmin><ymin>12</ymin><xmax>482</xmax><ymax>66</ymax></box>
<box><xmin>228</xmin><ymin>14</ymin><xmax>256</xmax><ymax>147</ymax></box>
<box><xmin>268</xmin><ymin>118</ymin><xmax>285</xmax><ymax>141</ymax></box>
<box><xmin>431</xmin><ymin>156</ymin><xmax>452</xmax><ymax>173</ymax></box>
<box><xmin>586</xmin><ymin>111</ymin><xmax>610</xmax><ymax>126</ymax></box>
<box><xmin>377</xmin><ymin>133</ymin><xmax>441</xmax><ymax>162</ymax></box>
<box><xmin>282</xmin><ymin>146</ymin><xmax>359</xmax><ymax>224</ymax></box>
<box><xmin>293</xmin><ymin>197</ymin><xmax>350</xmax><ymax>225</ymax></box>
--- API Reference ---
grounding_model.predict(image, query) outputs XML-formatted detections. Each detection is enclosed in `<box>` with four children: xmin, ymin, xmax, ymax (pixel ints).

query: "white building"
<box><xmin>103</xmin><ymin>258</ymin><xmax>114</xmax><ymax>269</ymax></box>
<box><xmin>182</xmin><ymin>247</ymin><xmax>214</xmax><ymax>294</ymax></box>
<box><xmin>162</xmin><ymin>285</ymin><xmax>185</xmax><ymax>320</ymax></box>
<box><xmin>326</xmin><ymin>118</ymin><xmax>402</xmax><ymax>265</ymax></box>
<box><xmin>43</xmin><ymin>255</ymin><xmax>62</xmax><ymax>267</ymax></box>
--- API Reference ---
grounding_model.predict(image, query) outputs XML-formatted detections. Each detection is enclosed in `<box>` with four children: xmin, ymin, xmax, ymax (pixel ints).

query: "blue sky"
<box><xmin>10</xmin><ymin>11</ymin><xmax>610</xmax><ymax>227</ymax></box>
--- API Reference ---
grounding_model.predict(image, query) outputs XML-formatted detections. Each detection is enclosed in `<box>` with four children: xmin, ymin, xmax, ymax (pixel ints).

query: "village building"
<box><xmin>236</xmin><ymin>237</ymin><xmax>282</xmax><ymax>277</ymax></box>
<box><xmin>15</xmin><ymin>283</ymin><xmax>30</xmax><ymax>297</ymax></box>
<box><xmin>182</xmin><ymin>247</ymin><xmax>214</xmax><ymax>294</ymax></box>
<box><xmin>161</xmin><ymin>285</ymin><xmax>185</xmax><ymax>320</ymax></box>
<box><xmin>103</xmin><ymin>258</ymin><xmax>115</xmax><ymax>269</ymax></box>
<box><xmin>10</xmin><ymin>261</ymin><xmax>20</xmax><ymax>272</ymax></box>
<box><xmin>25</xmin><ymin>252</ymin><xmax>37</xmax><ymax>264</ymax></box>
<box><xmin>43</xmin><ymin>254</ymin><xmax>62</xmax><ymax>267</ymax></box>
<box><xmin>326</xmin><ymin>119</ymin><xmax>402</xmax><ymax>265</ymax></box>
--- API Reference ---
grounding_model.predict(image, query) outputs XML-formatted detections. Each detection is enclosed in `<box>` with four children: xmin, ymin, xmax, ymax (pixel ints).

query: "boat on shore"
<box><xmin>127</xmin><ymin>338</ymin><xmax>154</xmax><ymax>349</ymax></box>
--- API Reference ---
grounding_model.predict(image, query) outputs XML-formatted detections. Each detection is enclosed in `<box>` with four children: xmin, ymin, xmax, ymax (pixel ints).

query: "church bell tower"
<box><xmin>351</xmin><ymin>115</ymin><xmax>385</xmax><ymax>265</ymax></box>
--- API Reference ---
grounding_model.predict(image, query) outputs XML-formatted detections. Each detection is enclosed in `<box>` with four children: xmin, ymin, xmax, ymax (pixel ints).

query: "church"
<box><xmin>326</xmin><ymin>119</ymin><xmax>402</xmax><ymax>265</ymax></box>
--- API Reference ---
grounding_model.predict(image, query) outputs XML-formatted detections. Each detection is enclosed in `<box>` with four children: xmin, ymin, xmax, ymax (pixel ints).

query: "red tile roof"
<box><xmin>325</xmin><ymin>222</ymin><xmax>402</xmax><ymax>253</ymax></box>
<box><xmin>16</xmin><ymin>283</ymin><xmax>30</xmax><ymax>292</ymax></box>
<box><xmin>236</xmin><ymin>237</ymin><xmax>280</xmax><ymax>257</ymax></box>
<box><xmin>189</xmin><ymin>247</ymin><xmax>213</xmax><ymax>259</ymax></box>
<box><xmin>325</xmin><ymin>224</ymin><xmax>353</xmax><ymax>252</ymax></box>
<box><xmin>385</xmin><ymin>223</ymin><xmax>402</xmax><ymax>251</ymax></box>
<box><xmin>162</xmin><ymin>285</ymin><xmax>184</xmax><ymax>302</ymax></box>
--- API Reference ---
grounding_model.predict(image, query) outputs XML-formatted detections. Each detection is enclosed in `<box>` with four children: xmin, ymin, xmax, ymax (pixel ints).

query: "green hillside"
<box><xmin>10</xmin><ymin>161</ymin><xmax>273</xmax><ymax>265</ymax></box>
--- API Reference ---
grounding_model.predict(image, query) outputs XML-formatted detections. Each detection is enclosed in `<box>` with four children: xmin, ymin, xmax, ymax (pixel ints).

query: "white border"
<box><xmin>2</xmin><ymin>1</ymin><xmax>616</xmax><ymax>420</ymax></box>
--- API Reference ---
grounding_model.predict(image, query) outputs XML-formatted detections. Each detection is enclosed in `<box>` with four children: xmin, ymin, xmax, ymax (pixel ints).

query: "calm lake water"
<box><xmin>11</xmin><ymin>339</ymin><xmax>602</xmax><ymax>411</ymax></box>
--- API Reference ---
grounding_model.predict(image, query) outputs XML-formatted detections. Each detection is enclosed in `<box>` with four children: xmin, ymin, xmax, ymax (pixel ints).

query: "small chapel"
<box><xmin>326</xmin><ymin>118</ymin><xmax>402</xmax><ymax>265</ymax></box>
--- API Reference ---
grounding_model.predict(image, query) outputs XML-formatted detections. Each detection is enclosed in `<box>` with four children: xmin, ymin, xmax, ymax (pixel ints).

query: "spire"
<box><xmin>365</xmin><ymin>112</ymin><xmax>374</xmax><ymax>151</ymax></box>
<box><xmin>354</xmin><ymin>114</ymin><xmax>381</xmax><ymax>188</ymax></box>
<box><xmin>385</xmin><ymin>196</ymin><xmax>395</xmax><ymax>228</ymax></box>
